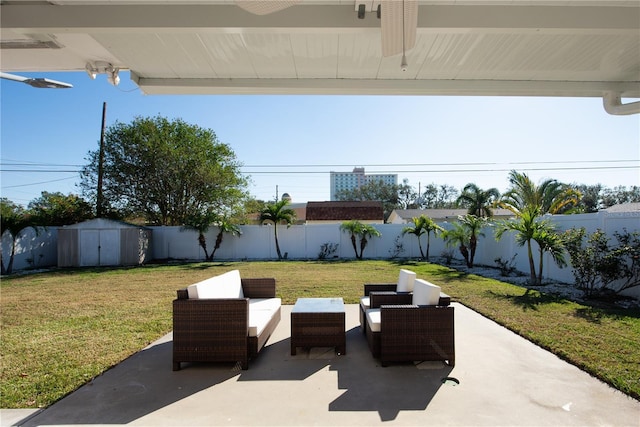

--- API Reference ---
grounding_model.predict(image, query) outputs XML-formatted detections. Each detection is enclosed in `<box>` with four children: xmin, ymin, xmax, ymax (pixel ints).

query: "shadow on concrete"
<box><xmin>22</xmin><ymin>326</ymin><xmax>451</xmax><ymax>425</ymax></box>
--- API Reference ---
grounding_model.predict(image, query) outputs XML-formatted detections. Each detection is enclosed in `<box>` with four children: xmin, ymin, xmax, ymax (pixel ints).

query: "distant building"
<box><xmin>330</xmin><ymin>167</ymin><xmax>397</xmax><ymax>201</ymax></box>
<box><xmin>306</xmin><ymin>201</ymin><xmax>384</xmax><ymax>224</ymax></box>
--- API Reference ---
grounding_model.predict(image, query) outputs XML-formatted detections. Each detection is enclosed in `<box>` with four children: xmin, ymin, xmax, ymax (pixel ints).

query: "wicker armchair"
<box><xmin>359</xmin><ymin>283</ymin><xmax>451</xmax><ymax>332</ymax></box>
<box><xmin>364</xmin><ymin>280</ymin><xmax>455</xmax><ymax>367</ymax></box>
<box><xmin>172</xmin><ymin>278</ymin><xmax>280</xmax><ymax>371</ymax></box>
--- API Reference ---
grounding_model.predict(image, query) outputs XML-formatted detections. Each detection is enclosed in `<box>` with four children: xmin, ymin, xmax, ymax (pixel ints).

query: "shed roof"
<box><xmin>60</xmin><ymin>218</ymin><xmax>149</xmax><ymax>229</ymax></box>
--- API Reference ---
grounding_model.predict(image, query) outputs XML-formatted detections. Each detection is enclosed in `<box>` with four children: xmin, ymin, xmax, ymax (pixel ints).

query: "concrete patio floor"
<box><xmin>3</xmin><ymin>303</ymin><xmax>639</xmax><ymax>426</ymax></box>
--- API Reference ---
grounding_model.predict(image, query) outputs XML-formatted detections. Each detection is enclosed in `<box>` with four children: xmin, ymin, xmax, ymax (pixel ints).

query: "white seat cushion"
<box><xmin>248</xmin><ymin>298</ymin><xmax>281</xmax><ymax>337</ymax></box>
<box><xmin>249</xmin><ymin>298</ymin><xmax>282</xmax><ymax>312</ymax></box>
<box><xmin>248</xmin><ymin>310</ymin><xmax>274</xmax><ymax>337</ymax></box>
<box><xmin>412</xmin><ymin>279</ymin><xmax>441</xmax><ymax>306</ymax></box>
<box><xmin>187</xmin><ymin>269</ymin><xmax>244</xmax><ymax>299</ymax></box>
<box><xmin>365</xmin><ymin>308</ymin><xmax>381</xmax><ymax>333</ymax></box>
<box><xmin>396</xmin><ymin>269</ymin><xmax>416</xmax><ymax>292</ymax></box>
<box><xmin>360</xmin><ymin>296</ymin><xmax>370</xmax><ymax>311</ymax></box>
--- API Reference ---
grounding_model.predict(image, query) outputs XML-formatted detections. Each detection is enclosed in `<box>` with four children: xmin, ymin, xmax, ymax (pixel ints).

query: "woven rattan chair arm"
<box><xmin>369</xmin><ymin>292</ymin><xmax>413</xmax><ymax>308</ymax></box>
<box><xmin>364</xmin><ymin>283</ymin><xmax>397</xmax><ymax>296</ymax></box>
<box><xmin>173</xmin><ymin>298</ymin><xmax>249</xmax><ymax>337</ymax></box>
<box><xmin>241</xmin><ymin>278</ymin><xmax>276</xmax><ymax>298</ymax></box>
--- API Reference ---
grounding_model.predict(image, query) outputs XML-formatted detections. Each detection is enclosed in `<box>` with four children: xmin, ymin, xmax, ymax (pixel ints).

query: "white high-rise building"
<box><xmin>330</xmin><ymin>167</ymin><xmax>397</xmax><ymax>201</ymax></box>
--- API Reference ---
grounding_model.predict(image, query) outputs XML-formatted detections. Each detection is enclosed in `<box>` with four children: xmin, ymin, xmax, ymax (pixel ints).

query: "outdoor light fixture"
<box><xmin>400</xmin><ymin>0</ymin><xmax>408</xmax><ymax>71</ymax></box>
<box><xmin>85</xmin><ymin>61</ymin><xmax>120</xmax><ymax>86</ymax></box>
<box><xmin>0</xmin><ymin>71</ymin><xmax>72</xmax><ymax>89</ymax></box>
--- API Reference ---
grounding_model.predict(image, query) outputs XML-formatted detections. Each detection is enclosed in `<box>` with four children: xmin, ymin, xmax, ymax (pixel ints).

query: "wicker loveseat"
<box><xmin>364</xmin><ymin>278</ymin><xmax>455</xmax><ymax>367</ymax></box>
<box><xmin>172</xmin><ymin>270</ymin><xmax>281</xmax><ymax>371</ymax></box>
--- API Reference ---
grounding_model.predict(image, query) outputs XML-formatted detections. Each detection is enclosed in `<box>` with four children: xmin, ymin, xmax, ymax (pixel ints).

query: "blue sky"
<box><xmin>1</xmin><ymin>71</ymin><xmax>639</xmax><ymax>207</ymax></box>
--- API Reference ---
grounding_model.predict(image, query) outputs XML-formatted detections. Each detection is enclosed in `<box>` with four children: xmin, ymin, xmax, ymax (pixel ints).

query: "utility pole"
<box><xmin>96</xmin><ymin>102</ymin><xmax>106</xmax><ymax>217</ymax></box>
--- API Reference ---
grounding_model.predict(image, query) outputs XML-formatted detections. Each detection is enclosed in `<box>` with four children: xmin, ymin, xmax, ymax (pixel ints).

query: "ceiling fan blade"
<box><xmin>380</xmin><ymin>0</ymin><xmax>418</xmax><ymax>57</ymax></box>
<box><xmin>235</xmin><ymin>0</ymin><xmax>300</xmax><ymax>15</ymax></box>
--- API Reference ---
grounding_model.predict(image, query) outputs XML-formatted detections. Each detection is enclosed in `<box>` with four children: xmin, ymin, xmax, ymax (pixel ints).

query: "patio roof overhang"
<box><xmin>1</xmin><ymin>1</ymin><xmax>639</xmax><ymax>113</ymax></box>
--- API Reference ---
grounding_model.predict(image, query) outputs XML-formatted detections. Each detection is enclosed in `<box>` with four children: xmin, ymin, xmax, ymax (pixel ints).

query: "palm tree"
<box><xmin>210</xmin><ymin>219</ymin><xmax>241</xmax><ymax>261</ymax></box>
<box><xmin>402</xmin><ymin>215</ymin><xmax>443</xmax><ymax>260</ymax></box>
<box><xmin>458</xmin><ymin>214</ymin><xmax>487</xmax><ymax>267</ymax></box>
<box><xmin>441</xmin><ymin>221</ymin><xmax>471</xmax><ymax>267</ymax></box>
<box><xmin>259</xmin><ymin>199</ymin><xmax>296</xmax><ymax>260</ymax></box>
<box><xmin>494</xmin><ymin>207</ymin><xmax>540</xmax><ymax>284</ymax></box>
<box><xmin>500</xmin><ymin>170</ymin><xmax>580</xmax><ymax>216</ymax></box>
<box><xmin>532</xmin><ymin>219</ymin><xmax>567</xmax><ymax>285</ymax></box>
<box><xmin>496</xmin><ymin>170</ymin><xmax>578</xmax><ymax>284</ymax></box>
<box><xmin>340</xmin><ymin>220</ymin><xmax>381</xmax><ymax>259</ymax></box>
<box><xmin>457</xmin><ymin>183</ymin><xmax>500</xmax><ymax>218</ymax></box>
<box><xmin>182</xmin><ymin>211</ymin><xmax>217</xmax><ymax>261</ymax></box>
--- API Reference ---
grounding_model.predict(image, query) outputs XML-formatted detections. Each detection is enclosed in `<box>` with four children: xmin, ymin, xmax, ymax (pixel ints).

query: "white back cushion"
<box><xmin>412</xmin><ymin>279</ymin><xmax>441</xmax><ymax>306</ymax></box>
<box><xmin>396</xmin><ymin>269</ymin><xmax>416</xmax><ymax>293</ymax></box>
<box><xmin>187</xmin><ymin>269</ymin><xmax>244</xmax><ymax>299</ymax></box>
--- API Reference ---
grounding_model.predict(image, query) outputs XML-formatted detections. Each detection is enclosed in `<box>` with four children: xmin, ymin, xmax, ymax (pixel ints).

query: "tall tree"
<box><xmin>457</xmin><ymin>183</ymin><xmax>500</xmax><ymax>217</ymax></box>
<box><xmin>402</xmin><ymin>215</ymin><xmax>443</xmax><ymax>260</ymax></box>
<box><xmin>80</xmin><ymin>115</ymin><xmax>248</xmax><ymax>225</ymax></box>
<box><xmin>340</xmin><ymin>220</ymin><xmax>381</xmax><ymax>259</ymax></box>
<box><xmin>420</xmin><ymin>184</ymin><xmax>459</xmax><ymax>209</ymax></box>
<box><xmin>259</xmin><ymin>199</ymin><xmax>296</xmax><ymax>260</ymax></box>
<box><xmin>335</xmin><ymin>180</ymin><xmax>399</xmax><ymax>221</ymax></box>
<box><xmin>28</xmin><ymin>192</ymin><xmax>94</xmax><ymax>226</ymax></box>
<box><xmin>570</xmin><ymin>183</ymin><xmax>603</xmax><ymax>213</ymax></box>
<box><xmin>397</xmin><ymin>178</ymin><xmax>418</xmax><ymax>209</ymax></box>
<box><xmin>601</xmin><ymin>185</ymin><xmax>640</xmax><ymax>207</ymax></box>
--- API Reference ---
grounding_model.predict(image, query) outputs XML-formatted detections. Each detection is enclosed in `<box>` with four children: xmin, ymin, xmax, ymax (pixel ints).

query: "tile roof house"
<box><xmin>305</xmin><ymin>201</ymin><xmax>384</xmax><ymax>224</ymax></box>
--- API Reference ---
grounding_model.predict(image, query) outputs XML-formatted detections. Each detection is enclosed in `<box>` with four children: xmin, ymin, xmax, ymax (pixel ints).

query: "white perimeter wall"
<box><xmin>3</xmin><ymin>211</ymin><xmax>638</xmax><ymax>297</ymax></box>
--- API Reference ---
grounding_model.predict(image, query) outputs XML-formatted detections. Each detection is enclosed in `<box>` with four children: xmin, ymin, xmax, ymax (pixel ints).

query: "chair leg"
<box><xmin>173</xmin><ymin>362</ymin><xmax>181</xmax><ymax>371</ymax></box>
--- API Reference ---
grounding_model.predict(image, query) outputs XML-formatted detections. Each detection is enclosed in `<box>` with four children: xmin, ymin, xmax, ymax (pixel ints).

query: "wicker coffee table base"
<box><xmin>291</xmin><ymin>298</ymin><xmax>346</xmax><ymax>355</ymax></box>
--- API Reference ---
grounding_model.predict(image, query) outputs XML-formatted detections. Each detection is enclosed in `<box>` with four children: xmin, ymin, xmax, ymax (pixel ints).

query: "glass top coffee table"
<box><xmin>291</xmin><ymin>298</ymin><xmax>346</xmax><ymax>356</ymax></box>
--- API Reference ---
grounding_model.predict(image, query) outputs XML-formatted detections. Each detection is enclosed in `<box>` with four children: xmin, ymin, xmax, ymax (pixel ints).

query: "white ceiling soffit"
<box><xmin>0</xmin><ymin>0</ymin><xmax>639</xmax><ymax>99</ymax></box>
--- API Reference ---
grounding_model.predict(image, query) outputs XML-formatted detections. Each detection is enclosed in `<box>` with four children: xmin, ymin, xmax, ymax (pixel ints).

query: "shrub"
<box><xmin>388</xmin><ymin>235</ymin><xmax>405</xmax><ymax>259</ymax></box>
<box><xmin>494</xmin><ymin>254</ymin><xmax>518</xmax><ymax>277</ymax></box>
<box><xmin>563</xmin><ymin>228</ymin><xmax>640</xmax><ymax>297</ymax></box>
<box><xmin>318</xmin><ymin>242</ymin><xmax>339</xmax><ymax>260</ymax></box>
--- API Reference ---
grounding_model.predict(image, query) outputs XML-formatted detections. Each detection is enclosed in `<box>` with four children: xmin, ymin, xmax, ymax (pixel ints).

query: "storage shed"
<box><xmin>58</xmin><ymin>218</ymin><xmax>152</xmax><ymax>267</ymax></box>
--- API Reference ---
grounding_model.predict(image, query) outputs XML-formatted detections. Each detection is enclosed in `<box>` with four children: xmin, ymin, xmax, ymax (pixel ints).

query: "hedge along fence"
<box><xmin>2</xmin><ymin>210</ymin><xmax>639</xmax><ymax>298</ymax></box>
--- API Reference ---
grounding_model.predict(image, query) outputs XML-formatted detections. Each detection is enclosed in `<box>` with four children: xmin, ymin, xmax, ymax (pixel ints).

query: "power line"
<box><xmin>243</xmin><ymin>165</ymin><xmax>640</xmax><ymax>174</ymax></box>
<box><xmin>243</xmin><ymin>159</ymin><xmax>638</xmax><ymax>168</ymax></box>
<box><xmin>2</xmin><ymin>161</ymin><xmax>637</xmax><ymax>175</ymax></box>
<box><xmin>2</xmin><ymin>176</ymin><xmax>78</xmax><ymax>189</ymax></box>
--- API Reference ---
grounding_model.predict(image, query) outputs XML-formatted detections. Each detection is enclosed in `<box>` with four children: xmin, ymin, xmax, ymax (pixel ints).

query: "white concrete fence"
<box><xmin>3</xmin><ymin>210</ymin><xmax>638</xmax><ymax>298</ymax></box>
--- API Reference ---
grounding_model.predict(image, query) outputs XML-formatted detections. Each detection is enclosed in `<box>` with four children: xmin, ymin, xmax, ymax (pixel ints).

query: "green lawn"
<box><xmin>1</xmin><ymin>260</ymin><xmax>638</xmax><ymax>408</ymax></box>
